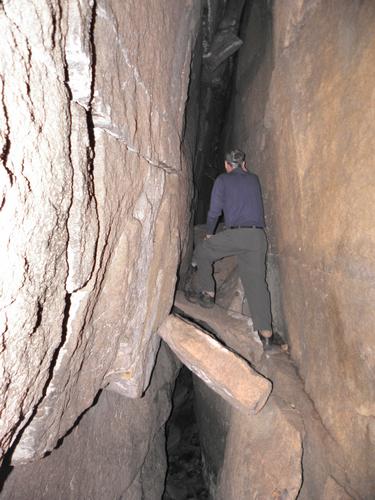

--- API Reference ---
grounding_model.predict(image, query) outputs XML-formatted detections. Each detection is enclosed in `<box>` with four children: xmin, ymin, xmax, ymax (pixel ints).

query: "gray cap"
<box><xmin>225</xmin><ymin>149</ymin><xmax>245</xmax><ymax>167</ymax></box>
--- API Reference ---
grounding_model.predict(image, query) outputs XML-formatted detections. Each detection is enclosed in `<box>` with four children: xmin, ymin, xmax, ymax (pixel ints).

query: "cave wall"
<box><xmin>0</xmin><ymin>0</ymin><xmax>201</xmax><ymax>468</ymax></box>
<box><xmin>226</xmin><ymin>0</ymin><xmax>375</xmax><ymax>496</ymax></box>
<box><xmin>0</xmin><ymin>344</ymin><xmax>180</xmax><ymax>500</ymax></box>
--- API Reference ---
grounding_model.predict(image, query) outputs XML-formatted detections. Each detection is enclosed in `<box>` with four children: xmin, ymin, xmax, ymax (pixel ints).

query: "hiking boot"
<box><xmin>185</xmin><ymin>289</ymin><xmax>199</xmax><ymax>303</ymax></box>
<box><xmin>184</xmin><ymin>264</ymin><xmax>198</xmax><ymax>303</ymax></box>
<box><xmin>198</xmin><ymin>291</ymin><xmax>215</xmax><ymax>309</ymax></box>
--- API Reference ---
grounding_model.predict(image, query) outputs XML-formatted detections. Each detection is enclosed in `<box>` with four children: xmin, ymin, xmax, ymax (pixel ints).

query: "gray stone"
<box><xmin>204</xmin><ymin>31</ymin><xmax>243</xmax><ymax>71</ymax></box>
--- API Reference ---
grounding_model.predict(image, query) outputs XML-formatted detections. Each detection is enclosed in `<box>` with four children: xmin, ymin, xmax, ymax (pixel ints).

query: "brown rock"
<box><xmin>216</xmin><ymin>400</ymin><xmax>303</xmax><ymax>500</ymax></box>
<box><xmin>191</xmin><ymin>320</ymin><xmax>307</xmax><ymax>498</ymax></box>
<box><xmin>174</xmin><ymin>290</ymin><xmax>264</xmax><ymax>364</ymax></box>
<box><xmin>0</xmin><ymin>343</ymin><xmax>180</xmax><ymax>500</ymax></box>
<box><xmin>226</xmin><ymin>0</ymin><xmax>375</xmax><ymax>495</ymax></box>
<box><xmin>322</xmin><ymin>476</ymin><xmax>354</xmax><ymax>500</ymax></box>
<box><xmin>0</xmin><ymin>0</ymin><xmax>201</xmax><ymax>465</ymax></box>
<box><xmin>158</xmin><ymin>314</ymin><xmax>272</xmax><ymax>414</ymax></box>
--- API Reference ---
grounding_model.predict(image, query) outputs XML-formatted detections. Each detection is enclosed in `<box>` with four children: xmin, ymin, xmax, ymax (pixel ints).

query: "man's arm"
<box><xmin>206</xmin><ymin>176</ymin><xmax>224</xmax><ymax>235</ymax></box>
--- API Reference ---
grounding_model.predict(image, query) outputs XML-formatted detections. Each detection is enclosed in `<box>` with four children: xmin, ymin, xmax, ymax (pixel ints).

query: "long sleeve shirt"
<box><xmin>206</xmin><ymin>168</ymin><xmax>265</xmax><ymax>234</ymax></box>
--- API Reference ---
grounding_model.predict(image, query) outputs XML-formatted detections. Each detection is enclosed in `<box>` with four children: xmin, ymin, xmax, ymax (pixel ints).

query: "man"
<box><xmin>186</xmin><ymin>149</ymin><xmax>273</xmax><ymax>347</ymax></box>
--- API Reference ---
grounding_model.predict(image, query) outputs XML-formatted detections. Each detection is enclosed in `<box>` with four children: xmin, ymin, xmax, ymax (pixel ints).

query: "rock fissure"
<box><xmin>299</xmin><ymin>380</ymin><xmax>340</xmax><ymax>445</ymax></box>
<box><xmin>64</xmin><ymin>0</ymin><xmax>100</xmax><ymax>295</ymax></box>
<box><xmin>29</xmin><ymin>301</ymin><xmax>43</xmax><ymax>338</ymax></box>
<box><xmin>19</xmin><ymin>160</ymin><xmax>31</xmax><ymax>193</ymax></box>
<box><xmin>93</xmin><ymin>125</ymin><xmax>180</xmax><ymax>174</ymax></box>
<box><xmin>9</xmin><ymin>291</ymin><xmax>72</xmax><ymax>464</ymax></box>
<box><xmin>0</xmin><ymin>82</ymin><xmax>12</xmax><ymax>185</ymax></box>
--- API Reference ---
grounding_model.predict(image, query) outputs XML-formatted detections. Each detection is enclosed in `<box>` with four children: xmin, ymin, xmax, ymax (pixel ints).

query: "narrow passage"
<box><xmin>163</xmin><ymin>366</ymin><xmax>209</xmax><ymax>500</ymax></box>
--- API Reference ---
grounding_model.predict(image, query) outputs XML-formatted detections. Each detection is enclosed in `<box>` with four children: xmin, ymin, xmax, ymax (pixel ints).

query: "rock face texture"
<box><xmin>159</xmin><ymin>311</ymin><xmax>272</xmax><ymax>414</ymax></box>
<box><xmin>216</xmin><ymin>398</ymin><xmax>303</xmax><ymax>500</ymax></box>
<box><xmin>225</xmin><ymin>0</ymin><xmax>375</xmax><ymax>497</ymax></box>
<box><xmin>0</xmin><ymin>0</ymin><xmax>201</xmax><ymax>468</ymax></box>
<box><xmin>0</xmin><ymin>344</ymin><xmax>180</xmax><ymax>500</ymax></box>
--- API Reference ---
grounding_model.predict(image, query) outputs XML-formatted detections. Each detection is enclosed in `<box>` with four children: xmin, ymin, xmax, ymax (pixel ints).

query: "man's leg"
<box><xmin>191</xmin><ymin>231</ymin><xmax>239</xmax><ymax>305</ymax></box>
<box><xmin>237</xmin><ymin>232</ymin><xmax>272</xmax><ymax>332</ymax></box>
<box><xmin>192</xmin><ymin>240</ymin><xmax>216</xmax><ymax>294</ymax></box>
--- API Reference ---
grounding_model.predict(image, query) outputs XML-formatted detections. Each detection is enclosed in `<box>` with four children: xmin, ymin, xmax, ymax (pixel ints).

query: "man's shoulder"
<box><xmin>246</xmin><ymin>170</ymin><xmax>259</xmax><ymax>179</ymax></box>
<box><xmin>214</xmin><ymin>172</ymin><xmax>227</xmax><ymax>184</ymax></box>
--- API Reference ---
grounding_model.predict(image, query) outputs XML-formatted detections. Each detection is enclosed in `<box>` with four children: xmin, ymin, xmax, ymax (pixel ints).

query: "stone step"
<box><xmin>158</xmin><ymin>314</ymin><xmax>272</xmax><ymax>415</ymax></box>
<box><xmin>174</xmin><ymin>290</ymin><xmax>264</xmax><ymax>364</ymax></box>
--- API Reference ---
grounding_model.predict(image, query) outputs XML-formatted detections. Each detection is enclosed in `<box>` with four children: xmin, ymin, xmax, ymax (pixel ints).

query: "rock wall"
<box><xmin>0</xmin><ymin>0</ymin><xmax>201</xmax><ymax>468</ymax></box>
<box><xmin>183</xmin><ymin>243</ymin><xmax>305</xmax><ymax>499</ymax></box>
<box><xmin>226</xmin><ymin>0</ymin><xmax>375</xmax><ymax>497</ymax></box>
<box><xmin>0</xmin><ymin>344</ymin><xmax>180</xmax><ymax>500</ymax></box>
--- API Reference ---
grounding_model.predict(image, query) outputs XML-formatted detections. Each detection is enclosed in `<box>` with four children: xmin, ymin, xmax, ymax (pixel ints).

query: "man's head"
<box><xmin>225</xmin><ymin>149</ymin><xmax>246</xmax><ymax>172</ymax></box>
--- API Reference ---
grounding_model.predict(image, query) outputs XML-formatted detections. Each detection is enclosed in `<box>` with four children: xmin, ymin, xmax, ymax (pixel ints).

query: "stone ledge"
<box><xmin>158</xmin><ymin>314</ymin><xmax>272</xmax><ymax>415</ymax></box>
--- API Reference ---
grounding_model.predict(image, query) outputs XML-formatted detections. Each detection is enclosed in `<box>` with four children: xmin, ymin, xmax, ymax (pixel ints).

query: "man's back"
<box><xmin>207</xmin><ymin>168</ymin><xmax>265</xmax><ymax>233</ymax></box>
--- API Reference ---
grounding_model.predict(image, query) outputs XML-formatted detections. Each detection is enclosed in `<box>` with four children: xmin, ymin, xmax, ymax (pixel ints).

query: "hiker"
<box><xmin>185</xmin><ymin>149</ymin><xmax>273</xmax><ymax>347</ymax></box>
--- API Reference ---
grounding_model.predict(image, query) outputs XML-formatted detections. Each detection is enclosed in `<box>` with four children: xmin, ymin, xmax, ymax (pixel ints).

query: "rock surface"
<box><xmin>174</xmin><ymin>290</ymin><xmax>264</xmax><ymax>363</ymax></box>
<box><xmin>158</xmin><ymin>314</ymin><xmax>272</xmax><ymax>414</ymax></box>
<box><xmin>322</xmin><ymin>476</ymin><xmax>354</xmax><ymax>500</ymax></box>
<box><xmin>187</xmin><ymin>298</ymin><xmax>327</xmax><ymax>499</ymax></box>
<box><xmin>0</xmin><ymin>343</ymin><xmax>180</xmax><ymax>500</ymax></box>
<box><xmin>183</xmin><ymin>226</ymin><xmax>358</xmax><ymax>498</ymax></box>
<box><xmin>0</xmin><ymin>0</ymin><xmax>201</xmax><ymax>465</ymax></box>
<box><xmin>216</xmin><ymin>399</ymin><xmax>303</xmax><ymax>500</ymax></box>
<box><xmin>224</xmin><ymin>0</ymin><xmax>375</xmax><ymax>496</ymax></box>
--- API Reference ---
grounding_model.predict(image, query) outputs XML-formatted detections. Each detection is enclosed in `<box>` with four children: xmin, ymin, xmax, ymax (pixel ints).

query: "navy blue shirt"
<box><xmin>206</xmin><ymin>168</ymin><xmax>265</xmax><ymax>234</ymax></box>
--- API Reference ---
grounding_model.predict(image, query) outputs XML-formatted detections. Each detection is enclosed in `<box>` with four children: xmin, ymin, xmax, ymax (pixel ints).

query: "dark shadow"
<box><xmin>162</xmin><ymin>366</ymin><xmax>209</xmax><ymax>500</ymax></box>
<box><xmin>52</xmin><ymin>389</ymin><xmax>102</xmax><ymax>452</ymax></box>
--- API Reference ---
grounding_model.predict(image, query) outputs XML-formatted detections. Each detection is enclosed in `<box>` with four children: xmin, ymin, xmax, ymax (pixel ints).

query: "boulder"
<box><xmin>158</xmin><ymin>314</ymin><xmax>272</xmax><ymax>414</ymax></box>
<box><xmin>0</xmin><ymin>0</ymin><xmax>201</xmax><ymax>464</ymax></box>
<box><xmin>174</xmin><ymin>290</ymin><xmax>264</xmax><ymax>363</ymax></box>
<box><xmin>216</xmin><ymin>400</ymin><xmax>303</xmax><ymax>500</ymax></box>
